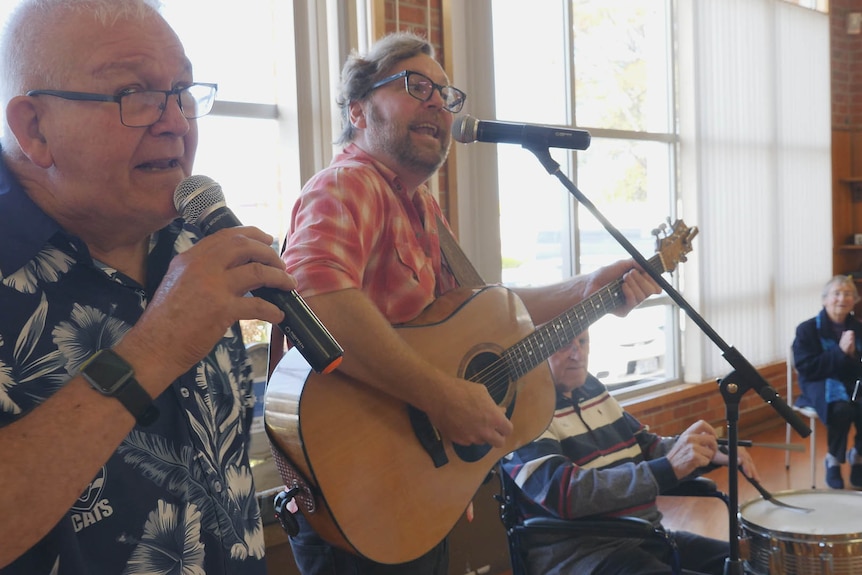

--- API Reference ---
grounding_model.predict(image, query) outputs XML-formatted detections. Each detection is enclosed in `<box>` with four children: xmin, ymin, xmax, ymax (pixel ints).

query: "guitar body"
<box><xmin>264</xmin><ymin>285</ymin><xmax>556</xmax><ymax>564</ymax></box>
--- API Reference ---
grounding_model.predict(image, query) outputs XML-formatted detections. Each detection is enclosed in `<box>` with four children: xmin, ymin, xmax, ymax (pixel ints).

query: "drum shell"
<box><xmin>739</xmin><ymin>489</ymin><xmax>862</xmax><ymax>575</ymax></box>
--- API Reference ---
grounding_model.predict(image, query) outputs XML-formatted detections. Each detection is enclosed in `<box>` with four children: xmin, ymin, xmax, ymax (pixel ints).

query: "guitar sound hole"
<box><xmin>453</xmin><ymin>351</ymin><xmax>515</xmax><ymax>463</ymax></box>
<box><xmin>465</xmin><ymin>351</ymin><xmax>510</xmax><ymax>405</ymax></box>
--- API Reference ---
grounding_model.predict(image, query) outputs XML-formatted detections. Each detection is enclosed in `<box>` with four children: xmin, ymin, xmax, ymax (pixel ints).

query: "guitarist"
<box><xmin>281</xmin><ymin>31</ymin><xmax>660</xmax><ymax>575</ymax></box>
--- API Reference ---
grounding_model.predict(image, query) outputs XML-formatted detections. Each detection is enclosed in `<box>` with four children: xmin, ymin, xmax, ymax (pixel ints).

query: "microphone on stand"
<box><xmin>174</xmin><ymin>175</ymin><xmax>344</xmax><ymax>374</ymax></box>
<box><xmin>452</xmin><ymin>115</ymin><xmax>591</xmax><ymax>151</ymax></box>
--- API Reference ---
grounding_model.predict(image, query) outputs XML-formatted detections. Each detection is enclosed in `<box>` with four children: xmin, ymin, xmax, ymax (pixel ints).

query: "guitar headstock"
<box><xmin>652</xmin><ymin>219</ymin><xmax>698</xmax><ymax>273</ymax></box>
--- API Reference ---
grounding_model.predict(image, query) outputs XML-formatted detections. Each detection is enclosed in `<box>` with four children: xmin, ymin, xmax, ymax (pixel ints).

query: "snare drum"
<box><xmin>739</xmin><ymin>489</ymin><xmax>862</xmax><ymax>574</ymax></box>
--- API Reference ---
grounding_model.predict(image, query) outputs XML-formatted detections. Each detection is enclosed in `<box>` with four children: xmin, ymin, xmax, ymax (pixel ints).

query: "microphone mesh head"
<box><xmin>173</xmin><ymin>175</ymin><xmax>224</xmax><ymax>225</ymax></box>
<box><xmin>451</xmin><ymin>115</ymin><xmax>478</xmax><ymax>144</ymax></box>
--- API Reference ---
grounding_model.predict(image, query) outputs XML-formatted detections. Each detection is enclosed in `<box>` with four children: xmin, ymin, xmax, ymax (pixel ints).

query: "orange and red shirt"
<box><xmin>283</xmin><ymin>144</ymin><xmax>458</xmax><ymax>324</ymax></box>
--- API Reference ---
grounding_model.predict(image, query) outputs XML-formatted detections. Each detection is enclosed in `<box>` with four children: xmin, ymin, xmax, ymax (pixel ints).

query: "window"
<box><xmin>454</xmin><ymin>0</ymin><xmax>829</xmax><ymax>392</ymax></box>
<box><xmin>490</xmin><ymin>0</ymin><xmax>679</xmax><ymax>393</ymax></box>
<box><xmin>157</xmin><ymin>1</ymin><xmax>299</xmax><ymax>347</ymax></box>
<box><xmin>160</xmin><ymin>1</ymin><xmax>293</xmax><ymax>237</ymax></box>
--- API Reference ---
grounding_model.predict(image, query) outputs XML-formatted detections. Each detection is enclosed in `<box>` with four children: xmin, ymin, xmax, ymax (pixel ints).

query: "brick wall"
<box><xmin>831</xmin><ymin>3</ymin><xmax>862</xmax><ymax>282</ymax></box>
<box><xmin>381</xmin><ymin>0</ymin><xmax>444</xmax><ymax>48</ymax></box>
<box><xmin>622</xmin><ymin>362</ymin><xmax>787</xmax><ymax>438</ymax></box>
<box><xmin>832</xmin><ymin>0</ymin><xmax>862</xmax><ymax>130</ymax></box>
<box><xmin>379</xmin><ymin>0</ymin><xmax>450</xmax><ymax>214</ymax></box>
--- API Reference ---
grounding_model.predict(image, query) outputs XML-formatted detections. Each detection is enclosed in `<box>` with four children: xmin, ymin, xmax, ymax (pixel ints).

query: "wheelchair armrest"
<box><xmin>520</xmin><ymin>514</ymin><xmax>657</xmax><ymax>539</ymax></box>
<box><xmin>661</xmin><ymin>476</ymin><xmax>730</xmax><ymax>509</ymax></box>
<box><xmin>662</xmin><ymin>476</ymin><xmax>717</xmax><ymax>497</ymax></box>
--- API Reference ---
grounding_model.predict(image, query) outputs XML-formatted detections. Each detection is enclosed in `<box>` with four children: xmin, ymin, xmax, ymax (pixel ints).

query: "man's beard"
<box><xmin>365</xmin><ymin>103</ymin><xmax>449</xmax><ymax>178</ymax></box>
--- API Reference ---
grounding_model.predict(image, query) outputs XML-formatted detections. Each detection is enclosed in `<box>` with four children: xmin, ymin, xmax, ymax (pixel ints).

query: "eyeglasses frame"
<box><xmin>25</xmin><ymin>82</ymin><xmax>219</xmax><ymax>128</ymax></box>
<box><xmin>367</xmin><ymin>70</ymin><xmax>465</xmax><ymax>113</ymax></box>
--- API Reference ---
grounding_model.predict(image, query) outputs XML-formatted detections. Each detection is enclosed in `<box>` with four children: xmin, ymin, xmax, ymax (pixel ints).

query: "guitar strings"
<box><xmin>462</xmin><ymin>250</ymin><xmax>671</xmax><ymax>400</ymax></box>
<box><xmin>464</xmin><ymin>279</ymin><xmax>627</xmax><ymax>398</ymax></box>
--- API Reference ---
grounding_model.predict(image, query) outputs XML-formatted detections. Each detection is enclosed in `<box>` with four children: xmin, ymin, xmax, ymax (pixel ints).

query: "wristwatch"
<box><xmin>80</xmin><ymin>348</ymin><xmax>159</xmax><ymax>426</ymax></box>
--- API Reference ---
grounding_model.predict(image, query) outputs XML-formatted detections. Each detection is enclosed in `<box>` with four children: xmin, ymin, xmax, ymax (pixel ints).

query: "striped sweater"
<box><xmin>502</xmin><ymin>374</ymin><xmax>683</xmax><ymax>525</ymax></box>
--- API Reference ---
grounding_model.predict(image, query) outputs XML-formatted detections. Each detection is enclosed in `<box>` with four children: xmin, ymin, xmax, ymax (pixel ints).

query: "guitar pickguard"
<box><xmin>406</xmin><ymin>348</ymin><xmax>518</xmax><ymax>465</ymax></box>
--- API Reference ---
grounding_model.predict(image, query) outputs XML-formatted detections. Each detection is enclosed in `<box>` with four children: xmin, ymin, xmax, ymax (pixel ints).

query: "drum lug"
<box><xmin>819</xmin><ymin>542</ymin><xmax>835</xmax><ymax>575</ymax></box>
<box><xmin>768</xmin><ymin>535</ymin><xmax>785</xmax><ymax>575</ymax></box>
<box><xmin>737</xmin><ymin>535</ymin><xmax>751</xmax><ymax>562</ymax></box>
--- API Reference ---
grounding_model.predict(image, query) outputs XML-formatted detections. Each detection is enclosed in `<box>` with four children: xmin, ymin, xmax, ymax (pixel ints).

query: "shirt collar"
<box><xmin>342</xmin><ymin>143</ymin><xmax>425</xmax><ymax>199</ymax></box>
<box><xmin>0</xmin><ymin>155</ymin><xmax>61</xmax><ymax>278</ymax></box>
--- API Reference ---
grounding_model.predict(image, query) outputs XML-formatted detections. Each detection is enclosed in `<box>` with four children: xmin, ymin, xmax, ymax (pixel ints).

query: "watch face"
<box><xmin>83</xmin><ymin>350</ymin><xmax>132</xmax><ymax>394</ymax></box>
<box><xmin>80</xmin><ymin>349</ymin><xmax>156</xmax><ymax>425</ymax></box>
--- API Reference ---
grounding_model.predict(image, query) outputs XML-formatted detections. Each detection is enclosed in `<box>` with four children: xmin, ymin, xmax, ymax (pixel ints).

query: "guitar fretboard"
<box><xmin>503</xmin><ymin>253</ymin><xmax>664</xmax><ymax>381</ymax></box>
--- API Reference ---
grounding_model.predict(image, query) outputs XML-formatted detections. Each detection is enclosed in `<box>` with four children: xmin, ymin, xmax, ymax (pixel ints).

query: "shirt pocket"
<box><xmin>392</xmin><ymin>240</ymin><xmax>432</xmax><ymax>287</ymax></box>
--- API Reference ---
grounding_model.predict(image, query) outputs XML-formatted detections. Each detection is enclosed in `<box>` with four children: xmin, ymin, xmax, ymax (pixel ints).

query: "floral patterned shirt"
<box><xmin>0</xmin><ymin>158</ymin><xmax>266</xmax><ymax>575</ymax></box>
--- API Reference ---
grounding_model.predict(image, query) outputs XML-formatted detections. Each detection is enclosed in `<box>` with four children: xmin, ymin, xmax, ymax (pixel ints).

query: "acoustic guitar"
<box><xmin>264</xmin><ymin>219</ymin><xmax>697</xmax><ymax>564</ymax></box>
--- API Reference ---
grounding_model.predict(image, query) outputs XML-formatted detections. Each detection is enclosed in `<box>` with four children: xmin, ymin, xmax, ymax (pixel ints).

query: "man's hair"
<box><xmin>0</xmin><ymin>0</ymin><xmax>163</xmax><ymax>148</ymax></box>
<box><xmin>335</xmin><ymin>31</ymin><xmax>435</xmax><ymax>145</ymax></box>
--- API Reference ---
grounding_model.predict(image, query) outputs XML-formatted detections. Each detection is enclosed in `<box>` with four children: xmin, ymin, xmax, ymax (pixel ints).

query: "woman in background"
<box><xmin>793</xmin><ymin>275</ymin><xmax>862</xmax><ymax>489</ymax></box>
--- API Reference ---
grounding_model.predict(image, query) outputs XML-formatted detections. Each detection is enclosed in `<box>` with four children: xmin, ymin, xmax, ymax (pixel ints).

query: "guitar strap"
<box><xmin>435</xmin><ymin>214</ymin><xmax>485</xmax><ymax>287</ymax></box>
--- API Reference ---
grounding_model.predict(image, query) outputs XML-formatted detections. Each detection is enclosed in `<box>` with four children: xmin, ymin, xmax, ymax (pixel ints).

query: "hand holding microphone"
<box><xmin>174</xmin><ymin>175</ymin><xmax>343</xmax><ymax>374</ymax></box>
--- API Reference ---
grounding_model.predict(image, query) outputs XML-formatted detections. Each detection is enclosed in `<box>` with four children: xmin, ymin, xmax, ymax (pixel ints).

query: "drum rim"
<box><xmin>739</xmin><ymin>488</ymin><xmax>862</xmax><ymax>540</ymax></box>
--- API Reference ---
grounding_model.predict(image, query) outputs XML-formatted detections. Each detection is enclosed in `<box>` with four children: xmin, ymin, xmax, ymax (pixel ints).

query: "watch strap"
<box><xmin>116</xmin><ymin>375</ymin><xmax>159</xmax><ymax>426</ymax></box>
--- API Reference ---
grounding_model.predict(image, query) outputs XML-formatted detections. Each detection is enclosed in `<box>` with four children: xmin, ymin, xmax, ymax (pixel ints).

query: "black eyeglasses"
<box><xmin>368</xmin><ymin>70</ymin><xmax>466</xmax><ymax>113</ymax></box>
<box><xmin>26</xmin><ymin>83</ymin><xmax>218</xmax><ymax>128</ymax></box>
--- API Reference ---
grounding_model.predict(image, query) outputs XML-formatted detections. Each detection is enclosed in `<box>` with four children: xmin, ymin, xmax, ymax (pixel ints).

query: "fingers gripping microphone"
<box><xmin>452</xmin><ymin>115</ymin><xmax>591</xmax><ymax>151</ymax></box>
<box><xmin>174</xmin><ymin>175</ymin><xmax>343</xmax><ymax>374</ymax></box>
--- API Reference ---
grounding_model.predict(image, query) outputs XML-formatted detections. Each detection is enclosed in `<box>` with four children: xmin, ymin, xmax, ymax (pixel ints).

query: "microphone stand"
<box><xmin>521</xmin><ymin>144</ymin><xmax>811</xmax><ymax>575</ymax></box>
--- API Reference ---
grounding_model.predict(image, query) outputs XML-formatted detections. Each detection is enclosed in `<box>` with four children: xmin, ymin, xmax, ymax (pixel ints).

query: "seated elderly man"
<box><xmin>500</xmin><ymin>330</ymin><xmax>759</xmax><ymax>575</ymax></box>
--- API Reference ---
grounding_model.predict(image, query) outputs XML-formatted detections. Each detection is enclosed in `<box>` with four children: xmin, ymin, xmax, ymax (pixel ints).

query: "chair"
<box><xmin>495</xmin><ymin>465</ymin><xmax>729</xmax><ymax>575</ymax></box>
<box><xmin>784</xmin><ymin>345</ymin><xmax>818</xmax><ymax>488</ymax></box>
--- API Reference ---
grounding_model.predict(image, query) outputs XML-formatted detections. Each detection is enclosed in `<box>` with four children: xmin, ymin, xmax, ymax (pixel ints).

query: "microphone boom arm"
<box><xmin>522</xmin><ymin>143</ymin><xmax>808</xmax><ymax>574</ymax></box>
<box><xmin>522</xmin><ymin>144</ymin><xmax>810</xmax><ymax>438</ymax></box>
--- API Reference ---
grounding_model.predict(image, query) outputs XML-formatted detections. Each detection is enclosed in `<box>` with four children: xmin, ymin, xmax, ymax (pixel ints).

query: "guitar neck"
<box><xmin>504</xmin><ymin>253</ymin><xmax>664</xmax><ymax>380</ymax></box>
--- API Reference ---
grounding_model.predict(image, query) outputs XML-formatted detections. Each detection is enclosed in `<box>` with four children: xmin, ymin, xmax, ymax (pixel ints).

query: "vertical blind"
<box><xmin>681</xmin><ymin>0</ymin><xmax>831</xmax><ymax>382</ymax></box>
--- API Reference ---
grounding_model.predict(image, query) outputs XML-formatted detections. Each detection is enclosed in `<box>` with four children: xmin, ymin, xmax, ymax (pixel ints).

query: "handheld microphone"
<box><xmin>452</xmin><ymin>115</ymin><xmax>591</xmax><ymax>151</ymax></box>
<box><xmin>174</xmin><ymin>175</ymin><xmax>344</xmax><ymax>374</ymax></box>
